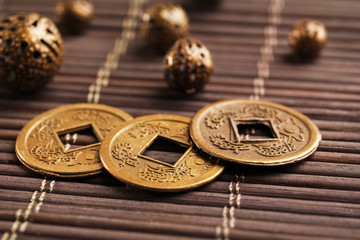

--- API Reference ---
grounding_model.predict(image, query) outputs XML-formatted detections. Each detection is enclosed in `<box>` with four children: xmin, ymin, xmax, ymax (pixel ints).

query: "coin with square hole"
<box><xmin>16</xmin><ymin>103</ymin><xmax>133</xmax><ymax>177</ymax></box>
<box><xmin>190</xmin><ymin>99</ymin><xmax>321</xmax><ymax>166</ymax></box>
<box><xmin>100</xmin><ymin>115</ymin><xmax>224</xmax><ymax>192</ymax></box>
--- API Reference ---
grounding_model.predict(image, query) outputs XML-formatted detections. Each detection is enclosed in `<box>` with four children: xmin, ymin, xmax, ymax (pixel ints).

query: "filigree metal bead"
<box><xmin>164</xmin><ymin>38</ymin><xmax>213</xmax><ymax>95</ymax></box>
<box><xmin>288</xmin><ymin>20</ymin><xmax>327</xmax><ymax>58</ymax></box>
<box><xmin>140</xmin><ymin>2</ymin><xmax>189</xmax><ymax>52</ymax></box>
<box><xmin>0</xmin><ymin>12</ymin><xmax>64</xmax><ymax>91</ymax></box>
<box><xmin>56</xmin><ymin>0</ymin><xmax>94</xmax><ymax>34</ymax></box>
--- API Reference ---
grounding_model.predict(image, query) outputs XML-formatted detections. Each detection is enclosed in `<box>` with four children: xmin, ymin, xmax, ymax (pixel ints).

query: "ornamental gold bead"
<box><xmin>164</xmin><ymin>38</ymin><xmax>213</xmax><ymax>95</ymax></box>
<box><xmin>56</xmin><ymin>0</ymin><xmax>94</xmax><ymax>34</ymax></box>
<box><xmin>140</xmin><ymin>2</ymin><xmax>189</xmax><ymax>52</ymax></box>
<box><xmin>0</xmin><ymin>12</ymin><xmax>64</xmax><ymax>92</ymax></box>
<box><xmin>288</xmin><ymin>19</ymin><xmax>327</xmax><ymax>58</ymax></box>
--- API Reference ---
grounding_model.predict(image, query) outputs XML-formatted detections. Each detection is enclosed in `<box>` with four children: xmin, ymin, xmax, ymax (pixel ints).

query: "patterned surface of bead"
<box><xmin>56</xmin><ymin>0</ymin><xmax>94</xmax><ymax>34</ymax></box>
<box><xmin>164</xmin><ymin>38</ymin><xmax>213</xmax><ymax>95</ymax></box>
<box><xmin>288</xmin><ymin>20</ymin><xmax>327</xmax><ymax>58</ymax></box>
<box><xmin>141</xmin><ymin>2</ymin><xmax>189</xmax><ymax>52</ymax></box>
<box><xmin>0</xmin><ymin>12</ymin><xmax>64</xmax><ymax>91</ymax></box>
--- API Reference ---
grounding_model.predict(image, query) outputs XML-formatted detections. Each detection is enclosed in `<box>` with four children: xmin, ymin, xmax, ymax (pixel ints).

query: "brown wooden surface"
<box><xmin>1</xmin><ymin>0</ymin><xmax>360</xmax><ymax>239</ymax></box>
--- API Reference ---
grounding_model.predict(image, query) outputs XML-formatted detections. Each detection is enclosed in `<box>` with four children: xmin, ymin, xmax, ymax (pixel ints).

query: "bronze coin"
<box><xmin>190</xmin><ymin>99</ymin><xmax>321</xmax><ymax>166</ymax></box>
<box><xmin>100</xmin><ymin>114</ymin><xmax>224</xmax><ymax>192</ymax></box>
<box><xmin>16</xmin><ymin>103</ymin><xmax>133</xmax><ymax>177</ymax></box>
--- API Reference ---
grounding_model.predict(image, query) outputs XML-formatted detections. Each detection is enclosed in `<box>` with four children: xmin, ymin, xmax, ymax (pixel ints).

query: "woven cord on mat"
<box><xmin>1</xmin><ymin>0</ymin><xmax>360</xmax><ymax>240</ymax></box>
<box><xmin>217</xmin><ymin>1</ymin><xmax>284</xmax><ymax>239</ymax></box>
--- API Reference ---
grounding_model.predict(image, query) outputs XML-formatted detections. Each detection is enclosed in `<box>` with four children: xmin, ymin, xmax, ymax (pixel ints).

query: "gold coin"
<box><xmin>16</xmin><ymin>103</ymin><xmax>133</xmax><ymax>177</ymax></box>
<box><xmin>190</xmin><ymin>99</ymin><xmax>321</xmax><ymax>166</ymax></box>
<box><xmin>100</xmin><ymin>114</ymin><xmax>224</xmax><ymax>192</ymax></box>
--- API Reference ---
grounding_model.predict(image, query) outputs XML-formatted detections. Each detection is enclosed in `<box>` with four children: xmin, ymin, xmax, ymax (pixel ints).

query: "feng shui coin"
<box><xmin>190</xmin><ymin>99</ymin><xmax>321</xmax><ymax>166</ymax></box>
<box><xmin>16</xmin><ymin>103</ymin><xmax>133</xmax><ymax>177</ymax></box>
<box><xmin>100</xmin><ymin>115</ymin><xmax>224</xmax><ymax>192</ymax></box>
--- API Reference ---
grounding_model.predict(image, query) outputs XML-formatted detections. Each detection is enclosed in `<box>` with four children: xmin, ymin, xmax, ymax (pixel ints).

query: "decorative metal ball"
<box><xmin>164</xmin><ymin>38</ymin><xmax>213</xmax><ymax>95</ymax></box>
<box><xmin>56</xmin><ymin>0</ymin><xmax>94</xmax><ymax>34</ymax></box>
<box><xmin>0</xmin><ymin>12</ymin><xmax>64</xmax><ymax>92</ymax></box>
<box><xmin>288</xmin><ymin>20</ymin><xmax>327</xmax><ymax>58</ymax></box>
<box><xmin>140</xmin><ymin>2</ymin><xmax>189</xmax><ymax>52</ymax></box>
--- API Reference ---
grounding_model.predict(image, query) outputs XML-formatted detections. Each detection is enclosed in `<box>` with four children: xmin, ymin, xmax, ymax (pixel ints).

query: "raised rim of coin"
<box><xmin>190</xmin><ymin>99</ymin><xmax>321</xmax><ymax>166</ymax></box>
<box><xmin>100</xmin><ymin>114</ymin><xmax>224</xmax><ymax>192</ymax></box>
<box><xmin>16</xmin><ymin>103</ymin><xmax>133</xmax><ymax>177</ymax></box>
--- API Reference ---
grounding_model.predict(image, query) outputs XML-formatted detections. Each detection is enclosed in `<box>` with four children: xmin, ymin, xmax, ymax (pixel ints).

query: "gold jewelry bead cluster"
<box><xmin>0</xmin><ymin>12</ymin><xmax>64</xmax><ymax>91</ymax></box>
<box><xmin>140</xmin><ymin>3</ymin><xmax>213</xmax><ymax>95</ymax></box>
<box><xmin>140</xmin><ymin>2</ymin><xmax>189</xmax><ymax>52</ymax></box>
<box><xmin>55</xmin><ymin>0</ymin><xmax>94</xmax><ymax>34</ymax></box>
<box><xmin>288</xmin><ymin>19</ymin><xmax>327</xmax><ymax>58</ymax></box>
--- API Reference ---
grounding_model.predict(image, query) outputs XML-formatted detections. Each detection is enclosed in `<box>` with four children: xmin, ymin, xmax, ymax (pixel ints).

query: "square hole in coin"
<box><xmin>57</xmin><ymin>125</ymin><xmax>100</xmax><ymax>151</ymax></box>
<box><xmin>237</xmin><ymin>122</ymin><xmax>276</xmax><ymax>140</ymax></box>
<box><xmin>141</xmin><ymin>136</ymin><xmax>189</xmax><ymax>165</ymax></box>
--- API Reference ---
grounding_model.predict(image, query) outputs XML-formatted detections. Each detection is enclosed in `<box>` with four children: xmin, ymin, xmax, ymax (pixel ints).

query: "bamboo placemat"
<box><xmin>1</xmin><ymin>0</ymin><xmax>360</xmax><ymax>239</ymax></box>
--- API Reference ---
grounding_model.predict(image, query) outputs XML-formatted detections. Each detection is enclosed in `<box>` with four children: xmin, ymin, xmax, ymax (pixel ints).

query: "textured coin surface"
<box><xmin>190</xmin><ymin>99</ymin><xmax>321</xmax><ymax>166</ymax></box>
<box><xmin>100</xmin><ymin>115</ymin><xmax>224</xmax><ymax>192</ymax></box>
<box><xmin>16</xmin><ymin>103</ymin><xmax>133</xmax><ymax>177</ymax></box>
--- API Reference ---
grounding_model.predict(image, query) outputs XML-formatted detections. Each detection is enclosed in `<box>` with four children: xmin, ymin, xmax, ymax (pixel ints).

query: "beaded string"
<box><xmin>251</xmin><ymin>0</ymin><xmax>284</xmax><ymax>100</ymax></box>
<box><xmin>216</xmin><ymin>1</ymin><xmax>284</xmax><ymax>239</ymax></box>
<box><xmin>87</xmin><ymin>0</ymin><xmax>146</xmax><ymax>104</ymax></box>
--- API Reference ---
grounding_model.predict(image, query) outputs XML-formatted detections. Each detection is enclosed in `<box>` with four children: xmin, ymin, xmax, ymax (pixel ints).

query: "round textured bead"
<box><xmin>164</xmin><ymin>38</ymin><xmax>213</xmax><ymax>95</ymax></box>
<box><xmin>0</xmin><ymin>12</ymin><xmax>64</xmax><ymax>91</ymax></box>
<box><xmin>288</xmin><ymin>20</ymin><xmax>327</xmax><ymax>58</ymax></box>
<box><xmin>56</xmin><ymin>0</ymin><xmax>94</xmax><ymax>34</ymax></box>
<box><xmin>140</xmin><ymin>2</ymin><xmax>189</xmax><ymax>52</ymax></box>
